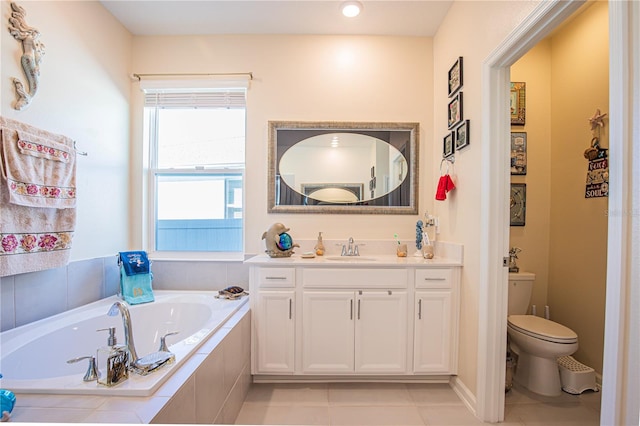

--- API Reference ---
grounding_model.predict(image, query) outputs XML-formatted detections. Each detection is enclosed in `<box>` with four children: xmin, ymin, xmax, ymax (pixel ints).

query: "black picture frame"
<box><xmin>448</xmin><ymin>92</ymin><xmax>463</xmax><ymax>129</ymax></box>
<box><xmin>443</xmin><ymin>131</ymin><xmax>455</xmax><ymax>158</ymax></box>
<box><xmin>455</xmin><ymin>120</ymin><xmax>470</xmax><ymax>150</ymax></box>
<box><xmin>510</xmin><ymin>183</ymin><xmax>526</xmax><ymax>226</ymax></box>
<box><xmin>448</xmin><ymin>57</ymin><xmax>463</xmax><ymax>97</ymax></box>
<box><xmin>510</xmin><ymin>132</ymin><xmax>527</xmax><ymax>175</ymax></box>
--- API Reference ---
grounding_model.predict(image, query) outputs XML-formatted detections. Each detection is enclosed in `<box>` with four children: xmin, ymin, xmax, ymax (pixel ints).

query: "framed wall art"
<box><xmin>448</xmin><ymin>92</ymin><xmax>463</xmax><ymax>129</ymax></box>
<box><xmin>510</xmin><ymin>82</ymin><xmax>526</xmax><ymax>125</ymax></box>
<box><xmin>510</xmin><ymin>132</ymin><xmax>527</xmax><ymax>175</ymax></box>
<box><xmin>448</xmin><ymin>57</ymin><xmax>463</xmax><ymax>97</ymax></box>
<box><xmin>510</xmin><ymin>183</ymin><xmax>526</xmax><ymax>226</ymax></box>
<box><xmin>455</xmin><ymin>120</ymin><xmax>470</xmax><ymax>150</ymax></box>
<box><xmin>443</xmin><ymin>131</ymin><xmax>454</xmax><ymax>158</ymax></box>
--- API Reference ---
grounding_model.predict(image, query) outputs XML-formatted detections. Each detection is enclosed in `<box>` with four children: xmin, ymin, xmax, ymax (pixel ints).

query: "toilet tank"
<box><xmin>508</xmin><ymin>272</ymin><xmax>536</xmax><ymax>315</ymax></box>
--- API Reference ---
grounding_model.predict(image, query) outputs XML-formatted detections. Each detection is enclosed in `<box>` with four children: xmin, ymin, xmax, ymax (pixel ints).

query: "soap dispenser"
<box><xmin>314</xmin><ymin>232</ymin><xmax>325</xmax><ymax>256</ymax></box>
<box><xmin>96</xmin><ymin>327</ymin><xmax>129</xmax><ymax>387</ymax></box>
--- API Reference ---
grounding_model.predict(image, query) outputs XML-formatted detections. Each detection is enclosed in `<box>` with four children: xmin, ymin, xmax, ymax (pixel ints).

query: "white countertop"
<box><xmin>245</xmin><ymin>253</ymin><xmax>462</xmax><ymax>267</ymax></box>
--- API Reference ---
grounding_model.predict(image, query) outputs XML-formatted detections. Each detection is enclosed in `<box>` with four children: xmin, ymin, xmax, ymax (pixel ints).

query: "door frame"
<box><xmin>476</xmin><ymin>0</ymin><xmax>639</xmax><ymax>424</ymax></box>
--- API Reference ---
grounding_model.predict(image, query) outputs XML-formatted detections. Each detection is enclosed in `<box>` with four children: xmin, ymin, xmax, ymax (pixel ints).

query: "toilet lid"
<box><xmin>508</xmin><ymin>315</ymin><xmax>578</xmax><ymax>343</ymax></box>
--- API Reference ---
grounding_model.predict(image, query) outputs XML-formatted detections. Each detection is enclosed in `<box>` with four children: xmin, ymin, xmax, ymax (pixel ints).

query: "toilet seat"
<box><xmin>508</xmin><ymin>315</ymin><xmax>577</xmax><ymax>344</ymax></box>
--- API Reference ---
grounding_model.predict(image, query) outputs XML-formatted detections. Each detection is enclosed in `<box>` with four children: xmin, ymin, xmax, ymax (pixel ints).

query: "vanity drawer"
<box><xmin>303</xmin><ymin>268</ymin><xmax>407</xmax><ymax>288</ymax></box>
<box><xmin>415</xmin><ymin>268</ymin><xmax>452</xmax><ymax>289</ymax></box>
<box><xmin>258</xmin><ymin>267</ymin><xmax>295</xmax><ymax>288</ymax></box>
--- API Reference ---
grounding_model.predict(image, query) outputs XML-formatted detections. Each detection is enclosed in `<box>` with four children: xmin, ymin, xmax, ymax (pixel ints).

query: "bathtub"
<box><xmin>0</xmin><ymin>290</ymin><xmax>248</xmax><ymax>397</ymax></box>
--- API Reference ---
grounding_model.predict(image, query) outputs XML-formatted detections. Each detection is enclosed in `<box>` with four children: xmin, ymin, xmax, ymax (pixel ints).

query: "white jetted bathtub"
<box><xmin>0</xmin><ymin>290</ymin><xmax>248</xmax><ymax>396</ymax></box>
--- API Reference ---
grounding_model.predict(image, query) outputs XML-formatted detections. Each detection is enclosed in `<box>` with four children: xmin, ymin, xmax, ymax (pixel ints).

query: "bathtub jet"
<box><xmin>107</xmin><ymin>301</ymin><xmax>177</xmax><ymax>376</ymax></box>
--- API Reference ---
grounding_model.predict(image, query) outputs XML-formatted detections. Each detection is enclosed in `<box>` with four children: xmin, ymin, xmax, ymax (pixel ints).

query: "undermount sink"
<box><xmin>325</xmin><ymin>256</ymin><xmax>378</xmax><ymax>262</ymax></box>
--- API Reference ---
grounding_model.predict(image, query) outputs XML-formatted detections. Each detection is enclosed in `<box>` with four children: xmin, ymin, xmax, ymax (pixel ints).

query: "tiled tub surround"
<box><xmin>1</xmin><ymin>256</ymin><xmax>250</xmax><ymax>332</ymax></box>
<box><xmin>0</xmin><ymin>255</ymin><xmax>251</xmax><ymax>423</ymax></box>
<box><xmin>6</xmin><ymin>303</ymin><xmax>251</xmax><ymax>423</ymax></box>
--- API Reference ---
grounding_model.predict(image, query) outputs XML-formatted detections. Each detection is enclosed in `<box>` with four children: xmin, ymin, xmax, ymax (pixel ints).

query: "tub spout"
<box><xmin>107</xmin><ymin>301</ymin><xmax>176</xmax><ymax>376</ymax></box>
<box><xmin>107</xmin><ymin>301</ymin><xmax>140</xmax><ymax>368</ymax></box>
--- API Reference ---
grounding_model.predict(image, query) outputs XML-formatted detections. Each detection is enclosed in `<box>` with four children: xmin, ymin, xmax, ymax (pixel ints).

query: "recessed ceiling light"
<box><xmin>341</xmin><ymin>1</ymin><xmax>363</xmax><ymax>18</ymax></box>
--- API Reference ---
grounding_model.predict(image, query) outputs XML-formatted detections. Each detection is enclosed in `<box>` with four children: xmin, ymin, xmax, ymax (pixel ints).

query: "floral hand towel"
<box><xmin>0</xmin><ymin>116</ymin><xmax>76</xmax><ymax>277</ymax></box>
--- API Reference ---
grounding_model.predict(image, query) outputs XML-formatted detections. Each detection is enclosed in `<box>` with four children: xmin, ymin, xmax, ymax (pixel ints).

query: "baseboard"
<box><xmin>450</xmin><ymin>376</ymin><xmax>477</xmax><ymax>417</ymax></box>
<box><xmin>252</xmin><ymin>375</ymin><xmax>452</xmax><ymax>383</ymax></box>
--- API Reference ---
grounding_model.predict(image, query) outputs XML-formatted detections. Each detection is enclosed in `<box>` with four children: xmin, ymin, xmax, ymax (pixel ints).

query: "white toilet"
<box><xmin>507</xmin><ymin>272</ymin><xmax>578</xmax><ymax>396</ymax></box>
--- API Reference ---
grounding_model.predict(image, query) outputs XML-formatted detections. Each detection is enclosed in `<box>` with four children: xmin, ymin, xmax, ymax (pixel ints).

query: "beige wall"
<box><xmin>510</xmin><ymin>40</ymin><xmax>553</xmax><ymax>313</ymax></box>
<box><xmin>432</xmin><ymin>0</ymin><xmax>542</xmax><ymax>396</ymax></box>
<box><xmin>510</xmin><ymin>1</ymin><xmax>608</xmax><ymax>375</ymax></box>
<box><xmin>548</xmin><ymin>1</ymin><xmax>608</xmax><ymax>374</ymax></box>
<box><xmin>1</xmin><ymin>0</ymin><xmax>132</xmax><ymax>261</ymax></box>
<box><xmin>129</xmin><ymin>35</ymin><xmax>434</xmax><ymax>254</ymax></box>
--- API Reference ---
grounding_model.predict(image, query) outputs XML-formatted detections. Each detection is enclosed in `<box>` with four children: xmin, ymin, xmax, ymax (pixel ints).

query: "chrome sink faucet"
<box><xmin>341</xmin><ymin>237</ymin><xmax>361</xmax><ymax>256</ymax></box>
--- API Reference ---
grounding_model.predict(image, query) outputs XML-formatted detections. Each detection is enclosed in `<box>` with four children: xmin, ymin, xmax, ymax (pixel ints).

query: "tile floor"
<box><xmin>234</xmin><ymin>381</ymin><xmax>601</xmax><ymax>425</ymax></box>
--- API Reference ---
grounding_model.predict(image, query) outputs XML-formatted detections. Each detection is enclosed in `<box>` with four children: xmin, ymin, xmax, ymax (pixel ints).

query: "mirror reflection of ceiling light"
<box><xmin>341</xmin><ymin>1</ymin><xmax>363</xmax><ymax>18</ymax></box>
<box><xmin>331</xmin><ymin>136</ymin><xmax>340</xmax><ymax>148</ymax></box>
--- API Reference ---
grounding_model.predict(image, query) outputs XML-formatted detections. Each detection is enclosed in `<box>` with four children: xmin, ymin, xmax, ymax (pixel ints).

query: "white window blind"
<box><xmin>139</xmin><ymin>75</ymin><xmax>249</xmax><ymax>108</ymax></box>
<box><xmin>143</xmin><ymin>91</ymin><xmax>246</xmax><ymax>108</ymax></box>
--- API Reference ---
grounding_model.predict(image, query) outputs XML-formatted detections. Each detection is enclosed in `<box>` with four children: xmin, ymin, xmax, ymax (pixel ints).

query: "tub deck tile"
<box><xmin>14</xmin><ymin>393</ymin><xmax>107</xmax><ymax>409</ymax></box>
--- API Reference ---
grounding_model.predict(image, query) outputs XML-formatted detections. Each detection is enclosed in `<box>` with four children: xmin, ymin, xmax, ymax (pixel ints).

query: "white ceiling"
<box><xmin>99</xmin><ymin>1</ymin><xmax>453</xmax><ymax>37</ymax></box>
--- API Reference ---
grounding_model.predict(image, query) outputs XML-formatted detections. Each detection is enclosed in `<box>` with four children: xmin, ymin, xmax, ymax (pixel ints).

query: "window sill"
<box><xmin>148</xmin><ymin>251</ymin><xmax>246</xmax><ymax>262</ymax></box>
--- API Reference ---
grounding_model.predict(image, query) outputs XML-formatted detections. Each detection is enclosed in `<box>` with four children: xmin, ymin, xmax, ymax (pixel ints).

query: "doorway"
<box><xmin>506</xmin><ymin>4</ymin><xmax>608</xmax><ymax>419</ymax></box>
<box><xmin>477</xmin><ymin>1</ymin><xmax>638</xmax><ymax>424</ymax></box>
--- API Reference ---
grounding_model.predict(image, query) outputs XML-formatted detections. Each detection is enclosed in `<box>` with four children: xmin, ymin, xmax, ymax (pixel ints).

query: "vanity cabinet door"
<box><xmin>302</xmin><ymin>291</ymin><xmax>354</xmax><ymax>373</ymax></box>
<box><xmin>413</xmin><ymin>290</ymin><xmax>453</xmax><ymax>373</ymax></box>
<box><xmin>355</xmin><ymin>290</ymin><xmax>408</xmax><ymax>373</ymax></box>
<box><xmin>255</xmin><ymin>291</ymin><xmax>295</xmax><ymax>373</ymax></box>
<box><xmin>301</xmin><ymin>290</ymin><xmax>407</xmax><ymax>374</ymax></box>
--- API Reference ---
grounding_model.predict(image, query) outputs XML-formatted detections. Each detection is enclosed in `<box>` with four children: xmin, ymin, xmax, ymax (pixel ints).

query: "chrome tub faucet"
<box><xmin>107</xmin><ymin>301</ymin><xmax>177</xmax><ymax>376</ymax></box>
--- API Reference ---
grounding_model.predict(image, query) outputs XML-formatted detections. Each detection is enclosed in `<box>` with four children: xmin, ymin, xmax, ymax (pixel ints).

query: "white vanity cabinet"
<box><xmin>413</xmin><ymin>268</ymin><xmax>459</xmax><ymax>374</ymax></box>
<box><xmin>252</xmin><ymin>267</ymin><xmax>295</xmax><ymax>374</ymax></box>
<box><xmin>247</xmin><ymin>254</ymin><xmax>461</xmax><ymax>380</ymax></box>
<box><xmin>301</xmin><ymin>291</ymin><xmax>354</xmax><ymax>373</ymax></box>
<box><xmin>302</xmin><ymin>290</ymin><xmax>408</xmax><ymax>374</ymax></box>
<box><xmin>354</xmin><ymin>290</ymin><xmax>408</xmax><ymax>373</ymax></box>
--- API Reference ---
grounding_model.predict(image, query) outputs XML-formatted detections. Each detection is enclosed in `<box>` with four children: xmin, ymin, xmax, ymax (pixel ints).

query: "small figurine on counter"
<box><xmin>262</xmin><ymin>223</ymin><xmax>299</xmax><ymax>258</ymax></box>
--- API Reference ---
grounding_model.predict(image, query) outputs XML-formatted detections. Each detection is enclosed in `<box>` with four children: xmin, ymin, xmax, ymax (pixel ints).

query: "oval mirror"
<box><xmin>268</xmin><ymin>121</ymin><xmax>419</xmax><ymax>214</ymax></box>
<box><xmin>278</xmin><ymin>133</ymin><xmax>408</xmax><ymax>204</ymax></box>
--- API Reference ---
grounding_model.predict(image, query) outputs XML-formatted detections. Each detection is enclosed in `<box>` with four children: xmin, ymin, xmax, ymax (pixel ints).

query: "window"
<box><xmin>143</xmin><ymin>85</ymin><xmax>246</xmax><ymax>253</ymax></box>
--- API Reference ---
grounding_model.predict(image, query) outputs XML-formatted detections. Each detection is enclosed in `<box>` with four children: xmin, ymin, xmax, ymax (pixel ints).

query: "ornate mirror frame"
<box><xmin>267</xmin><ymin>121</ymin><xmax>419</xmax><ymax>214</ymax></box>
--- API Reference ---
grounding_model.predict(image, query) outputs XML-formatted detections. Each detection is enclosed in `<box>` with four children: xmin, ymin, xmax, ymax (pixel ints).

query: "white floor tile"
<box><xmin>235</xmin><ymin>404</ymin><xmax>331</xmax><ymax>425</ymax></box>
<box><xmin>418</xmin><ymin>404</ymin><xmax>484</xmax><ymax>425</ymax></box>
<box><xmin>328</xmin><ymin>383</ymin><xmax>413</xmax><ymax>406</ymax></box>
<box><xmin>233</xmin><ymin>382</ymin><xmax>601</xmax><ymax>425</ymax></box>
<box><xmin>508</xmin><ymin>403</ymin><xmax>601</xmax><ymax>425</ymax></box>
<box><xmin>406</xmin><ymin>383</ymin><xmax>462</xmax><ymax>406</ymax></box>
<box><xmin>330</xmin><ymin>405</ymin><xmax>424</xmax><ymax>425</ymax></box>
<box><xmin>244</xmin><ymin>383</ymin><xmax>329</xmax><ymax>406</ymax></box>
